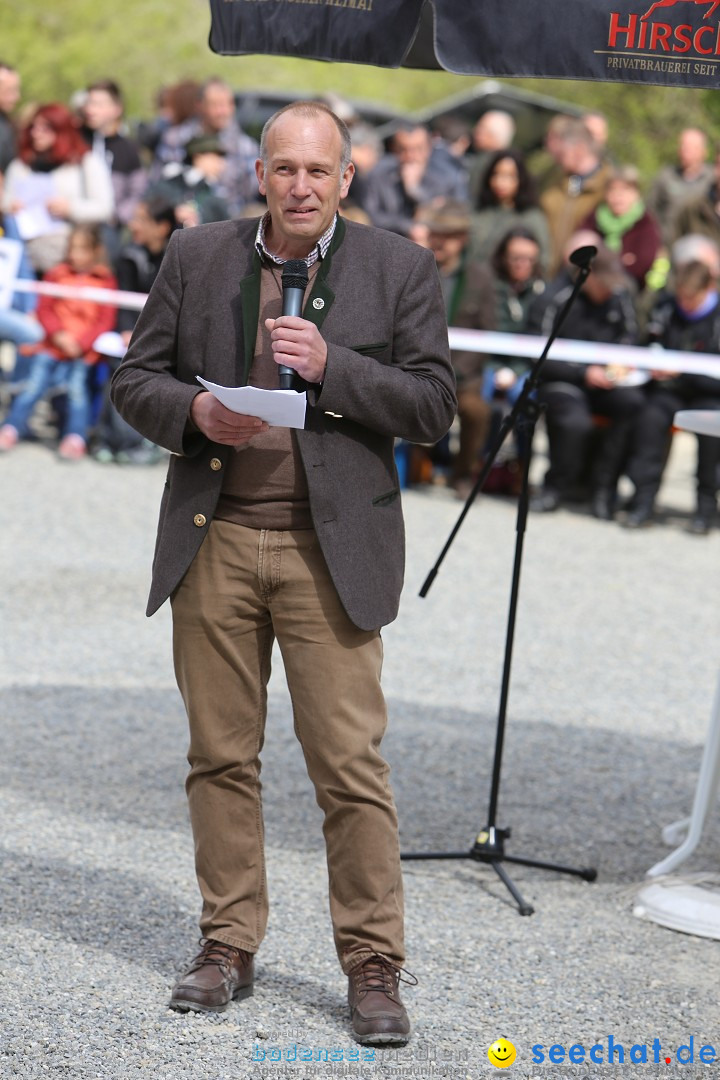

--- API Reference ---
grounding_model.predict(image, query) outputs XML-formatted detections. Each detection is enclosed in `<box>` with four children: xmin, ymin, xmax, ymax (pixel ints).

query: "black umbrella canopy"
<box><xmin>210</xmin><ymin>0</ymin><xmax>720</xmax><ymax>88</ymax></box>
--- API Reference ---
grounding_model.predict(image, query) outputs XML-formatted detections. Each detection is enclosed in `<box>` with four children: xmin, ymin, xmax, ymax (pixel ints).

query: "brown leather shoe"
<box><xmin>169</xmin><ymin>938</ymin><xmax>254</xmax><ymax>1013</ymax></box>
<box><xmin>348</xmin><ymin>954</ymin><xmax>415</xmax><ymax>1045</ymax></box>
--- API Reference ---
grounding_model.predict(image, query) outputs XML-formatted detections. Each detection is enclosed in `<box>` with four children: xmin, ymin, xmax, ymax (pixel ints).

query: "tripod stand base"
<box><xmin>401</xmin><ymin>826</ymin><xmax>597</xmax><ymax>916</ymax></box>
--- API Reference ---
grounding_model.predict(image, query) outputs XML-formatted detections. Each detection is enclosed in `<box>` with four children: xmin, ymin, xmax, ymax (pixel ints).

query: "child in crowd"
<box><xmin>0</xmin><ymin>224</ymin><xmax>116</xmax><ymax>458</ymax></box>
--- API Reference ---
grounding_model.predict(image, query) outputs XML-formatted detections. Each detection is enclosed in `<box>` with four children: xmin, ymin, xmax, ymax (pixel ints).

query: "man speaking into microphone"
<box><xmin>111</xmin><ymin>102</ymin><xmax>456</xmax><ymax>1044</ymax></box>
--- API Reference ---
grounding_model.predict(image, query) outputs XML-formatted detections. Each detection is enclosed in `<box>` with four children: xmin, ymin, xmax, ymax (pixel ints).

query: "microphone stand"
<box><xmin>401</xmin><ymin>249</ymin><xmax>599</xmax><ymax>915</ymax></box>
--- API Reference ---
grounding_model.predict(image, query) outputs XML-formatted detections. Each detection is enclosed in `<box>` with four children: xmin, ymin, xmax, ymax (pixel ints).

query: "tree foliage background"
<box><xmin>6</xmin><ymin>0</ymin><xmax>719</xmax><ymax>183</ymax></box>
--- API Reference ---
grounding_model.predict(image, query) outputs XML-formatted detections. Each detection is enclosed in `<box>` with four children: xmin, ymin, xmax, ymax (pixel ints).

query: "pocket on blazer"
<box><xmin>372</xmin><ymin>488</ymin><xmax>400</xmax><ymax>507</ymax></box>
<box><xmin>351</xmin><ymin>342</ymin><xmax>390</xmax><ymax>356</ymax></box>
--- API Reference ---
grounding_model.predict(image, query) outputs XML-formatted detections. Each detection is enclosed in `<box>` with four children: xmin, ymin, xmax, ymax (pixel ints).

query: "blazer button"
<box><xmin>210</xmin><ymin>457</ymin><xmax>222</xmax><ymax>471</ymax></box>
<box><xmin>193</xmin><ymin>513</ymin><xmax>207</xmax><ymax>527</ymax></box>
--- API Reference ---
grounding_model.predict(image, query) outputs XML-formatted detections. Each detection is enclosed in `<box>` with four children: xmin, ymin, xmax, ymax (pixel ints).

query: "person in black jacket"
<box><xmin>623</xmin><ymin>260</ymin><xmax>720</xmax><ymax>533</ymax></box>
<box><xmin>80</xmin><ymin>79</ymin><xmax>148</xmax><ymax>253</ymax></box>
<box><xmin>92</xmin><ymin>195</ymin><xmax>177</xmax><ymax>462</ymax></box>
<box><xmin>0</xmin><ymin>61</ymin><xmax>20</xmax><ymax>173</ymax></box>
<box><xmin>114</xmin><ymin>195</ymin><xmax>178</xmax><ymax>338</ymax></box>
<box><xmin>528</xmin><ymin>246</ymin><xmax>644</xmax><ymax>519</ymax></box>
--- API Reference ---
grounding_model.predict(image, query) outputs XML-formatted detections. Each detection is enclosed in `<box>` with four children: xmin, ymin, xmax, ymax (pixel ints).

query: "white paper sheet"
<box><xmin>14</xmin><ymin>204</ymin><xmax>65</xmax><ymax>241</ymax></box>
<box><xmin>196</xmin><ymin>377</ymin><xmax>307</xmax><ymax>429</ymax></box>
<box><xmin>93</xmin><ymin>331</ymin><xmax>127</xmax><ymax>358</ymax></box>
<box><xmin>13</xmin><ymin>174</ymin><xmax>64</xmax><ymax>240</ymax></box>
<box><xmin>15</xmin><ymin>173</ymin><xmax>56</xmax><ymax>206</ymax></box>
<box><xmin>0</xmin><ymin>237</ymin><xmax>23</xmax><ymax>310</ymax></box>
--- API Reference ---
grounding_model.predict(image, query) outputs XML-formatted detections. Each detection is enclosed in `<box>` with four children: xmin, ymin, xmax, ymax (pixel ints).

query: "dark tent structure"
<box><xmin>209</xmin><ymin>0</ymin><xmax>720</xmax><ymax>89</ymax></box>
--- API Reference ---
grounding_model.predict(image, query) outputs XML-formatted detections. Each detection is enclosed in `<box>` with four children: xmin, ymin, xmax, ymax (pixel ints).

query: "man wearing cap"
<box><xmin>152</xmin><ymin>133</ymin><xmax>231</xmax><ymax>227</ymax></box>
<box><xmin>415</xmin><ymin>198</ymin><xmax>493</xmax><ymax>495</ymax></box>
<box><xmin>111</xmin><ymin>101</ymin><xmax>456</xmax><ymax>1045</ymax></box>
<box><xmin>414</xmin><ymin>198</ymin><xmax>472</xmax><ymax>320</ymax></box>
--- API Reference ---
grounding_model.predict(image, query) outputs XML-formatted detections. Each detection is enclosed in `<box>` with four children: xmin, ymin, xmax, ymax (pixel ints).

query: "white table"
<box><xmin>646</xmin><ymin>410</ymin><xmax>720</xmax><ymax>878</ymax></box>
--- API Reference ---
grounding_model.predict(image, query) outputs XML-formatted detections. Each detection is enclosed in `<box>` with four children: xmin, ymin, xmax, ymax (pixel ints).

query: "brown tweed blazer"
<box><xmin>111</xmin><ymin>216</ymin><xmax>456</xmax><ymax>630</ymax></box>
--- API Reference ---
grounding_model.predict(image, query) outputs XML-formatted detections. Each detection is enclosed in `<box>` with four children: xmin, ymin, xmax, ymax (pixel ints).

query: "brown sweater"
<box><xmin>214</xmin><ymin>261</ymin><xmax>320</xmax><ymax>530</ymax></box>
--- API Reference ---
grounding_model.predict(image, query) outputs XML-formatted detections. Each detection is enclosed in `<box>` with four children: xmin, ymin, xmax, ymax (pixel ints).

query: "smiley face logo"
<box><xmin>488</xmin><ymin>1039</ymin><xmax>517</xmax><ymax>1068</ymax></box>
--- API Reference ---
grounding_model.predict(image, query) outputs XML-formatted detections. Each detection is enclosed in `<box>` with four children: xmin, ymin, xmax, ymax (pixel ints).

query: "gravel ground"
<box><xmin>1</xmin><ymin>431</ymin><xmax>719</xmax><ymax>1080</ymax></box>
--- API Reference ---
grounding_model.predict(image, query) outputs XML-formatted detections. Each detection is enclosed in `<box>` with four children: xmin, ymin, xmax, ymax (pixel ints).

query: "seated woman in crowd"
<box><xmin>459</xmin><ymin>225</ymin><xmax>546</xmax><ymax>404</ymax></box>
<box><xmin>450</xmin><ymin>225</ymin><xmax>547</xmax><ymax>495</ymax></box>
<box><xmin>448</xmin><ymin>226</ymin><xmax>545</xmax><ymax>495</ymax></box>
<box><xmin>2</xmin><ymin>103</ymin><xmax>114</xmax><ymax>275</ymax></box>
<box><xmin>527</xmin><ymin>245</ymin><xmax>645</xmax><ymax>520</ymax></box>
<box><xmin>0</xmin><ymin>224</ymin><xmax>116</xmax><ymax>459</ymax></box>
<box><xmin>623</xmin><ymin>259</ymin><xmax>720</xmax><ymax>533</ymax></box>
<box><xmin>581</xmin><ymin>166</ymin><xmax>666</xmax><ymax>292</ymax></box>
<box><xmin>468</xmin><ymin>148</ymin><xmax>551</xmax><ymax>271</ymax></box>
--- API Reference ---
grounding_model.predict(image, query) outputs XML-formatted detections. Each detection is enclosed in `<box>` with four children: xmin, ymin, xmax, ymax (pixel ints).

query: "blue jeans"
<box><xmin>5</xmin><ymin>353</ymin><xmax>90</xmax><ymax>439</ymax></box>
<box><xmin>0</xmin><ymin>308</ymin><xmax>44</xmax><ymax>347</ymax></box>
<box><xmin>0</xmin><ymin>309</ymin><xmax>45</xmax><ymax>385</ymax></box>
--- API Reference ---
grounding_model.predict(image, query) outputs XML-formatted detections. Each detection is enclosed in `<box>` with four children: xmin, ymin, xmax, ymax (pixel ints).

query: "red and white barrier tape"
<box><xmin>450</xmin><ymin>329</ymin><xmax>720</xmax><ymax>380</ymax></box>
<box><xmin>10</xmin><ymin>278</ymin><xmax>146</xmax><ymax>311</ymax></box>
<box><xmin>8</xmin><ymin>279</ymin><xmax>720</xmax><ymax>379</ymax></box>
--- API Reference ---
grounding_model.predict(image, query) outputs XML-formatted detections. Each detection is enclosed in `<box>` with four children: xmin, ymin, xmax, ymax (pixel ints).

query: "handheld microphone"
<box><xmin>279</xmin><ymin>259</ymin><xmax>308</xmax><ymax>390</ymax></box>
<box><xmin>568</xmin><ymin>245</ymin><xmax>597</xmax><ymax>270</ymax></box>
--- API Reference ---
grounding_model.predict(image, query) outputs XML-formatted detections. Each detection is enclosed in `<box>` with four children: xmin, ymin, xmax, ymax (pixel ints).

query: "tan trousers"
<box><xmin>170</xmin><ymin>520</ymin><xmax>405</xmax><ymax>973</ymax></box>
<box><xmin>453</xmin><ymin>387</ymin><xmax>492</xmax><ymax>481</ymax></box>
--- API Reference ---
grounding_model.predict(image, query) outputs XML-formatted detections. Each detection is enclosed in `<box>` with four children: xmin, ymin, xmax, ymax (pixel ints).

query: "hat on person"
<box><xmin>184</xmin><ymin>134</ymin><xmax>227</xmax><ymax>161</ymax></box>
<box><xmin>586</xmin><ymin>246</ymin><xmax>628</xmax><ymax>288</ymax></box>
<box><xmin>416</xmin><ymin>198</ymin><xmax>472</xmax><ymax>235</ymax></box>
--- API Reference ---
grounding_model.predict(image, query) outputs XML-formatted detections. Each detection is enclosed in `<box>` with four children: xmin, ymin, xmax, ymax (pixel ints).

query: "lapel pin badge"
<box><xmin>312</xmin><ymin>297</ymin><xmax>325</xmax><ymax>310</ymax></box>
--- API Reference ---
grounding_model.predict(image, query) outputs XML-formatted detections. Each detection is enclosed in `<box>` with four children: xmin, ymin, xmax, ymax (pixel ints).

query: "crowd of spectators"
<box><xmin>0</xmin><ymin>61</ymin><xmax>719</xmax><ymax>531</ymax></box>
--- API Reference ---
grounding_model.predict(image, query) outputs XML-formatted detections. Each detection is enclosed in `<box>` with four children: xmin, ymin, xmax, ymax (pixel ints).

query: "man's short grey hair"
<box><xmin>260</xmin><ymin>101</ymin><xmax>352</xmax><ymax>172</ymax></box>
<box><xmin>556</xmin><ymin>115</ymin><xmax>597</xmax><ymax>150</ymax></box>
<box><xmin>201</xmin><ymin>76</ymin><xmax>233</xmax><ymax>100</ymax></box>
<box><xmin>672</xmin><ymin>233</ymin><xmax>720</xmax><ymax>276</ymax></box>
<box><xmin>350</xmin><ymin>123</ymin><xmax>382</xmax><ymax>156</ymax></box>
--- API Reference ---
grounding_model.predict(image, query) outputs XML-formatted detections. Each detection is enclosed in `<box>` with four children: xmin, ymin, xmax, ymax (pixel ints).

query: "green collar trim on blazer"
<box><xmin>304</xmin><ymin>214</ymin><xmax>343</xmax><ymax>334</ymax></box>
<box><xmin>238</xmin><ymin>215</ymin><xmax>346</xmax><ymax>385</ymax></box>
